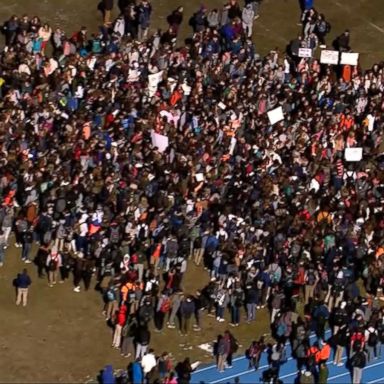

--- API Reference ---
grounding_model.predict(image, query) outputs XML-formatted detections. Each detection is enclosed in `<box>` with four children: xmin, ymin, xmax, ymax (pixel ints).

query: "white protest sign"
<box><xmin>340</xmin><ymin>52</ymin><xmax>359</xmax><ymax>66</ymax></box>
<box><xmin>147</xmin><ymin>71</ymin><xmax>163</xmax><ymax>97</ymax></box>
<box><xmin>320</xmin><ymin>50</ymin><xmax>339</xmax><ymax>65</ymax></box>
<box><xmin>267</xmin><ymin>106</ymin><xmax>284</xmax><ymax>125</ymax></box>
<box><xmin>195</xmin><ymin>173</ymin><xmax>204</xmax><ymax>182</ymax></box>
<box><xmin>298</xmin><ymin>48</ymin><xmax>312</xmax><ymax>58</ymax></box>
<box><xmin>151</xmin><ymin>130</ymin><xmax>169</xmax><ymax>152</ymax></box>
<box><xmin>345</xmin><ymin>147</ymin><xmax>363</xmax><ymax>162</ymax></box>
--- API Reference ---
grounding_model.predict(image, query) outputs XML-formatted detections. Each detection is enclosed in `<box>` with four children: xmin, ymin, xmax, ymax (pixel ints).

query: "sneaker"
<box><xmin>229</xmin><ymin>323</ymin><xmax>236</xmax><ymax>327</ymax></box>
<box><xmin>319</xmin><ymin>44</ymin><xmax>326</xmax><ymax>49</ymax></box>
<box><xmin>24</xmin><ymin>259</ymin><xmax>32</xmax><ymax>264</ymax></box>
<box><xmin>167</xmin><ymin>324</ymin><xmax>176</xmax><ymax>329</ymax></box>
<box><xmin>73</xmin><ymin>286</ymin><xmax>81</xmax><ymax>293</ymax></box>
<box><xmin>218</xmin><ymin>318</ymin><xmax>225</xmax><ymax>322</ymax></box>
<box><xmin>0</xmin><ymin>262</ymin><xmax>3</xmax><ymax>267</ymax></box>
<box><xmin>256</xmin><ymin>306</ymin><xmax>261</xmax><ymax>309</ymax></box>
<box><xmin>235</xmin><ymin>323</ymin><xmax>239</xmax><ymax>327</ymax></box>
<box><xmin>49</xmin><ymin>284</ymin><xmax>53</xmax><ymax>288</ymax></box>
<box><xmin>193</xmin><ymin>327</ymin><xmax>201</xmax><ymax>331</ymax></box>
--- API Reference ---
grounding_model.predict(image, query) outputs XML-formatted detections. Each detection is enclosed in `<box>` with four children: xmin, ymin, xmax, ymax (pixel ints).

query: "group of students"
<box><xmin>1</xmin><ymin>0</ymin><xmax>384</xmax><ymax>383</ymax></box>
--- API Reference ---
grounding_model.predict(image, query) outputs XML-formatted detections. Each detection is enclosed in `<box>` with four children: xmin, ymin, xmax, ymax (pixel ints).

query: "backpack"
<box><xmin>307</xmin><ymin>270</ymin><xmax>316</xmax><ymax>286</ymax></box>
<box><xmin>317</xmin><ymin>20</ymin><xmax>327</xmax><ymax>34</ymax></box>
<box><xmin>160</xmin><ymin>297</ymin><xmax>171</xmax><ymax>313</ymax></box>
<box><xmin>106</xmin><ymin>288</ymin><xmax>115</xmax><ymax>302</ymax></box>
<box><xmin>49</xmin><ymin>257</ymin><xmax>58</xmax><ymax>271</ymax></box>
<box><xmin>235</xmin><ymin>292</ymin><xmax>244</xmax><ymax>307</ymax></box>
<box><xmin>276</xmin><ymin>322</ymin><xmax>287</xmax><ymax>337</ymax></box>
<box><xmin>138</xmin><ymin>225</ymin><xmax>147</xmax><ymax>241</ymax></box>
<box><xmin>351</xmin><ymin>352</ymin><xmax>365</xmax><ymax>368</ymax></box>
<box><xmin>368</xmin><ymin>330</ymin><xmax>378</xmax><ymax>347</ymax></box>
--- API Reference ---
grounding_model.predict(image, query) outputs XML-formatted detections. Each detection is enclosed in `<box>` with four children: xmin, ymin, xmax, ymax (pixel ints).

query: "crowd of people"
<box><xmin>2</xmin><ymin>0</ymin><xmax>384</xmax><ymax>383</ymax></box>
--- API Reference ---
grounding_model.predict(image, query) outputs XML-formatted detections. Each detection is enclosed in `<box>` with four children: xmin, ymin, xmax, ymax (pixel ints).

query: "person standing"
<box><xmin>121</xmin><ymin>315</ymin><xmax>137</xmax><ymax>358</ymax></box>
<box><xmin>112</xmin><ymin>303</ymin><xmax>127</xmax><ymax>349</ymax></box>
<box><xmin>242</xmin><ymin>4</ymin><xmax>255</xmax><ymax>38</ymax></box>
<box><xmin>137</xmin><ymin>0</ymin><xmax>152</xmax><ymax>41</ymax></box>
<box><xmin>318</xmin><ymin>361</ymin><xmax>329</xmax><ymax>384</ymax></box>
<box><xmin>15</xmin><ymin>269</ymin><xmax>32</xmax><ymax>307</ymax></box>
<box><xmin>1</xmin><ymin>205</ymin><xmax>14</xmax><ymax>248</ymax></box>
<box><xmin>21</xmin><ymin>226</ymin><xmax>33</xmax><ymax>263</ymax></box>
<box><xmin>141</xmin><ymin>349</ymin><xmax>157</xmax><ymax>380</ymax></box>
<box><xmin>135</xmin><ymin>324</ymin><xmax>151</xmax><ymax>359</ymax></box>
<box><xmin>102</xmin><ymin>0</ymin><xmax>114</xmax><ymax>26</ymax></box>
<box><xmin>0</xmin><ymin>230</ymin><xmax>6</xmax><ymax>267</ymax></box>
<box><xmin>180</xmin><ymin>295</ymin><xmax>195</xmax><ymax>336</ymax></box>
<box><xmin>46</xmin><ymin>247</ymin><xmax>62</xmax><ymax>287</ymax></box>
<box><xmin>216</xmin><ymin>334</ymin><xmax>230</xmax><ymax>373</ymax></box>
<box><xmin>350</xmin><ymin>346</ymin><xmax>366</xmax><ymax>384</ymax></box>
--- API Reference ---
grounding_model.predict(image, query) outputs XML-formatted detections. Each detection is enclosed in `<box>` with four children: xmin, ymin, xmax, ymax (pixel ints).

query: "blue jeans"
<box><xmin>231</xmin><ymin>306</ymin><xmax>240</xmax><ymax>324</ymax></box>
<box><xmin>216</xmin><ymin>306</ymin><xmax>225</xmax><ymax>319</ymax></box>
<box><xmin>0</xmin><ymin>245</ymin><xmax>5</xmax><ymax>263</ymax></box>
<box><xmin>22</xmin><ymin>243</ymin><xmax>32</xmax><ymax>260</ymax></box>
<box><xmin>247</xmin><ymin>303</ymin><xmax>256</xmax><ymax>321</ymax></box>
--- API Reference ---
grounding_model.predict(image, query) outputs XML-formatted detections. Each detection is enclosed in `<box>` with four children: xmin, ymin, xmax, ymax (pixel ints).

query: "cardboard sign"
<box><xmin>151</xmin><ymin>130</ymin><xmax>169</xmax><ymax>152</ymax></box>
<box><xmin>340</xmin><ymin>52</ymin><xmax>359</xmax><ymax>66</ymax></box>
<box><xmin>267</xmin><ymin>106</ymin><xmax>284</xmax><ymax>125</ymax></box>
<box><xmin>147</xmin><ymin>71</ymin><xmax>163</xmax><ymax>97</ymax></box>
<box><xmin>345</xmin><ymin>147</ymin><xmax>363</xmax><ymax>162</ymax></box>
<box><xmin>195</xmin><ymin>173</ymin><xmax>204</xmax><ymax>182</ymax></box>
<box><xmin>298</xmin><ymin>48</ymin><xmax>312</xmax><ymax>58</ymax></box>
<box><xmin>320</xmin><ymin>50</ymin><xmax>339</xmax><ymax>65</ymax></box>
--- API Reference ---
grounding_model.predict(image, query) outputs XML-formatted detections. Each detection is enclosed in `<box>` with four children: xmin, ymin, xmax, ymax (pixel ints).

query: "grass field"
<box><xmin>0</xmin><ymin>0</ymin><xmax>384</xmax><ymax>382</ymax></box>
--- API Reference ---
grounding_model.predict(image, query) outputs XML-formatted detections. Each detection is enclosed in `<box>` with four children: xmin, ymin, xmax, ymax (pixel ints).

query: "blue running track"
<box><xmin>191</xmin><ymin>330</ymin><xmax>384</xmax><ymax>383</ymax></box>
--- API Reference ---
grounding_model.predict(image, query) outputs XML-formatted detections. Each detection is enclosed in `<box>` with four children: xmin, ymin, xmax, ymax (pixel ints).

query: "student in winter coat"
<box><xmin>131</xmin><ymin>359</ymin><xmax>143</xmax><ymax>384</ymax></box>
<box><xmin>135</xmin><ymin>325</ymin><xmax>151</xmax><ymax>359</ymax></box>
<box><xmin>350</xmin><ymin>347</ymin><xmax>366</xmax><ymax>384</ymax></box>
<box><xmin>216</xmin><ymin>334</ymin><xmax>230</xmax><ymax>372</ymax></box>
<box><xmin>120</xmin><ymin>315</ymin><xmax>137</xmax><ymax>357</ymax></box>
<box><xmin>101</xmin><ymin>365</ymin><xmax>116</xmax><ymax>384</ymax></box>
<box><xmin>180</xmin><ymin>296</ymin><xmax>195</xmax><ymax>335</ymax></box>
<box><xmin>112</xmin><ymin>304</ymin><xmax>127</xmax><ymax>348</ymax></box>
<box><xmin>242</xmin><ymin>4</ymin><xmax>255</xmax><ymax>38</ymax></box>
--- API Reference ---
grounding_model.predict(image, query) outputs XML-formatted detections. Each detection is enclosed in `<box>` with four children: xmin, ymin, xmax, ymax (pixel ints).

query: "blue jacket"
<box><xmin>16</xmin><ymin>273</ymin><xmax>31</xmax><ymax>288</ymax></box>
<box><xmin>304</xmin><ymin>0</ymin><xmax>314</xmax><ymax>9</ymax></box>
<box><xmin>101</xmin><ymin>365</ymin><xmax>115</xmax><ymax>384</ymax></box>
<box><xmin>131</xmin><ymin>361</ymin><xmax>143</xmax><ymax>384</ymax></box>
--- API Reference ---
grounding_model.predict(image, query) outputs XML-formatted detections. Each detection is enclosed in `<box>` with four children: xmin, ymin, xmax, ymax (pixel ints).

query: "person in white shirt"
<box><xmin>141</xmin><ymin>349</ymin><xmax>157</xmax><ymax>376</ymax></box>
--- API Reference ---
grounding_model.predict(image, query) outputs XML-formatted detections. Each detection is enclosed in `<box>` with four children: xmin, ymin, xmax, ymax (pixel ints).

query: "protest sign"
<box><xmin>298</xmin><ymin>48</ymin><xmax>312</xmax><ymax>58</ymax></box>
<box><xmin>340</xmin><ymin>52</ymin><xmax>359</xmax><ymax>66</ymax></box>
<box><xmin>148</xmin><ymin>71</ymin><xmax>163</xmax><ymax>97</ymax></box>
<box><xmin>151</xmin><ymin>130</ymin><xmax>169</xmax><ymax>152</ymax></box>
<box><xmin>267</xmin><ymin>106</ymin><xmax>284</xmax><ymax>125</ymax></box>
<box><xmin>320</xmin><ymin>50</ymin><xmax>339</xmax><ymax>65</ymax></box>
<box><xmin>345</xmin><ymin>147</ymin><xmax>363</xmax><ymax>162</ymax></box>
<box><xmin>195</xmin><ymin>173</ymin><xmax>204</xmax><ymax>182</ymax></box>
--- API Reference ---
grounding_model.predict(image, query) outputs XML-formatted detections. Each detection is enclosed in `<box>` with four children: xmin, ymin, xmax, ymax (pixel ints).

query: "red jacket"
<box><xmin>117</xmin><ymin>305</ymin><xmax>128</xmax><ymax>326</ymax></box>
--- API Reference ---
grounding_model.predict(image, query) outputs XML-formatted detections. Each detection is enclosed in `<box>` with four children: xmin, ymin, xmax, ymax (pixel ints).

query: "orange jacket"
<box><xmin>319</xmin><ymin>343</ymin><xmax>331</xmax><ymax>362</ymax></box>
